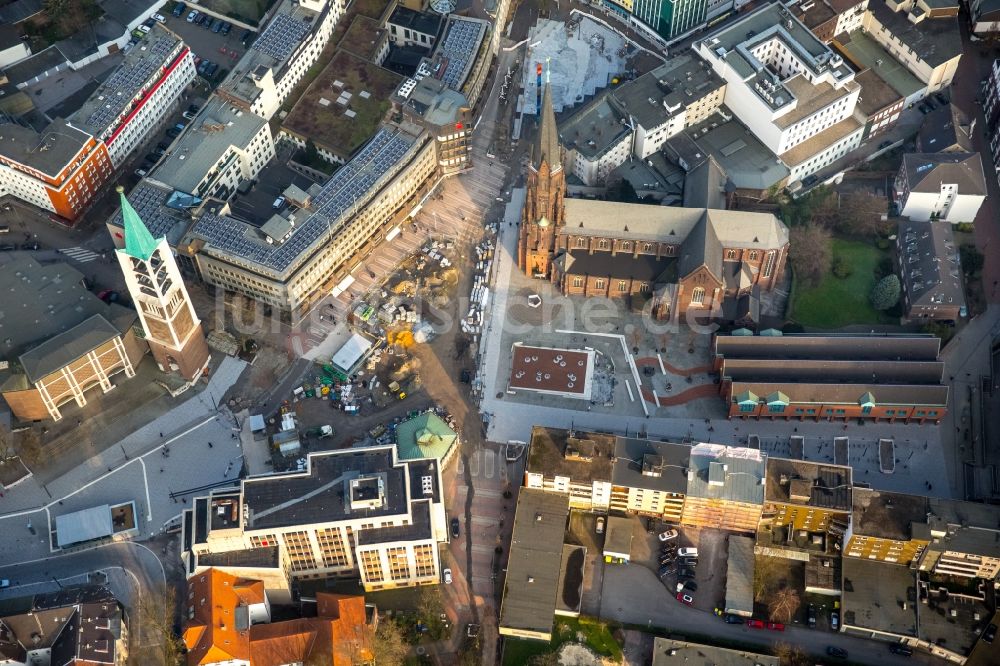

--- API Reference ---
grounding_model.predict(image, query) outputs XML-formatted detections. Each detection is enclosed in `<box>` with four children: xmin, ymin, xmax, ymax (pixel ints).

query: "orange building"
<box><xmin>184</xmin><ymin>568</ymin><xmax>375</xmax><ymax>666</ymax></box>
<box><xmin>0</xmin><ymin>119</ymin><xmax>112</xmax><ymax>222</ymax></box>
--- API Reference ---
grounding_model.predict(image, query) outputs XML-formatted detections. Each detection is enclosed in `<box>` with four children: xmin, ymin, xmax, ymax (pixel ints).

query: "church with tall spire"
<box><xmin>518</xmin><ymin>83</ymin><xmax>566</xmax><ymax>278</ymax></box>
<box><xmin>114</xmin><ymin>186</ymin><xmax>210</xmax><ymax>382</ymax></box>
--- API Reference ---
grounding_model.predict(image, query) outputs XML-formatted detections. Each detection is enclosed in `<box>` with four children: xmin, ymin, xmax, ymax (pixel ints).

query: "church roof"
<box><xmin>532</xmin><ymin>84</ymin><xmax>562</xmax><ymax>173</ymax></box>
<box><xmin>117</xmin><ymin>186</ymin><xmax>160</xmax><ymax>261</ymax></box>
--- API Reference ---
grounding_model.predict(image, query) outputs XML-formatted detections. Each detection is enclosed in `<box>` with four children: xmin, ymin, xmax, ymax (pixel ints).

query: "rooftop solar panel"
<box><xmin>253</xmin><ymin>12</ymin><xmax>312</xmax><ymax>62</ymax></box>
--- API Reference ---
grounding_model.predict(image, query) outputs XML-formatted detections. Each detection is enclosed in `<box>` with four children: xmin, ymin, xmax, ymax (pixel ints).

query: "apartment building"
<box><xmin>895</xmin><ymin>152</ymin><xmax>987</xmax><ymax>223</ymax></box>
<box><xmin>694</xmin><ymin>2</ymin><xmax>865</xmax><ymax>182</ymax></box>
<box><xmin>853</xmin><ymin>68</ymin><xmax>905</xmax><ymax>138</ymax></box>
<box><xmin>561</xmin><ymin>53</ymin><xmax>726</xmax><ymax>186</ymax></box>
<box><xmin>714</xmin><ymin>332</ymin><xmax>949</xmax><ymax>424</ymax></box>
<box><xmin>386</xmin><ymin>6</ymin><xmax>442</xmax><ymax>49</ymax></box>
<box><xmin>181</xmin><ymin>447</ymin><xmax>448</xmax><ymax>593</ymax></box>
<box><xmin>969</xmin><ymin>0</ymin><xmax>1000</xmax><ymax>37</ymax></box>
<box><xmin>68</xmin><ymin>24</ymin><xmax>195</xmax><ymax>168</ymax></box>
<box><xmin>897</xmin><ymin>220</ymin><xmax>967</xmax><ymax>322</ymax></box>
<box><xmin>0</xmin><ymin>256</ymin><xmax>145</xmax><ymax>422</ymax></box>
<box><xmin>610</xmin><ymin>435</ymin><xmax>689</xmax><ymax>521</ymax></box>
<box><xmin>847</xmin><ymin>488</ymin><xmax>1000</xmax><ymax>580</ymax></box>
<box><xmin>861</xmin><ymin>0</ymin><xmax>962</xmax><ymax>94</ymax></box>
<box><xmin>0</xmin><ymin>118</ymin><xmax>112</xmax><ymax>221</ymax></box>
<box><xmin>216</xmin><ymin>0</ymin><xmax>344</xmax><ymax>120</ymax></box>
<box><xmin>792</xmin><ymin>0</ymin><xmax>869</xmax><ymax>43</ymax></box>
<box><xmin>395</xmin><ymin>75</ymin><xmax>472</xmax><ymax>176</ymax></box>
<box><xmin>183</xmin><ymin>569</ymin><xmax>375</xmax><ymax>666</ymax></box>
<box><xmin>983</xmin><ymin>58</ymin><xmax>1000</xmax><ymax>174</ymax></box>
<box><xmin>681</xmin><ymin>443</ymin><xmax>765</xmax><ymax>533</ymax></box>
<box><xmin>152</xmin><ymin>96</ymin><xmax>275</xmax><ymax>200</ymax></box>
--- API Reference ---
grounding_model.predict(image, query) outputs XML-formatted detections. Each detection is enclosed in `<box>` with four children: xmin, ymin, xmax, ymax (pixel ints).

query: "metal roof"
<box><xmin>686</xmin><ymin>443</ymin><xmax>765</xmax><ymax>504</ymax></box>
<box><xmin>725</xmin><ymin>536</ymin><xmax>754</xmax><ymax>615</ymax></box>
<box><xmin>55</xmin><ymin>505</ymin><xmax>113</xmax><ymax>547</ymax></box>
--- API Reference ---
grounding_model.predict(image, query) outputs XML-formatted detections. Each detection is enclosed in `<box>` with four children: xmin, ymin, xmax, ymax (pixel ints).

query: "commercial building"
<box><xmin>0</xmin><ymin>586</ymin><xmax>129</xmax><ymax>666</ymax></box>
<box><xmin>606</xmin><ymin>0</ymin><xmax>710</xmax><ymax>41</ymax></box>
<box><xmin>0</xmin><ymin>256</ymin><xmax>146</xmax><ymax>422</ymax></box>
<box><xmin>651</xmin><ymin>638</ymin><xmax>778</xmax><ymax>666</ymax></box>
<box><xmin>394</xmin><ymin>74</ymin><xmax>473</xmax><ymax>176</ymax></box>
<box><xmin>610</xmin><ymin>436</ymin><xmax>690</xmax><ymax>521</ymax></box>
<box><xmin>897</xmin><ymin>220</ymin><xmax>966</xmax><ymax>322</ymax></box>
<box><xmin>917</xmin><ymin>104</ymin><xmax>974</xmax><ymax>153</ymax></box>
<box><xmin>68</xmin><ymin>24</ymin><xmax>195</xmax><ymax>168</ymax></box>
<box><xmin>969</xmin><ymin>0</ymin><xmax>1000</xmax><ymax>38</ymax></box>
<box><xmin>681</xmin><ymin>443</ymin><xmax>765</xmax><ymax>532</ymax></box>
<box><xmin>861</xmin><ymin>0</ymin><xmax>962</xmax><ymax>95</ymax></box>
<box><xmin>895</xmin><ymin>152</ymin><xmax>987</xmax><ymax>223</ymax></box>
<box><xmin>418</xmin><ymin>15</ymin><xmax>490</xmax><ymax>107</ymax></box>
<box><xmin>852</xmin><ymin>68</ymin><xmax>905</xmax><ymax>138</ymax></box>
<box><xmin>518</xmin><ymin>86</ymin><xmax>789</xmax><ymax>321</ymax></box>
<box><xmin>54</xmin><ymin>501</ymin><xmax>138</xmax><ymax>548</ymax></box>
<box><xmin>694</xmin><ymin>2</ymin><xmax>865</xmax><ymax>182</ymax></box>
<box><xmin>498</xmin><ymin>488</ymin><xmax>570</xmax><ymax>641</ymax></box>
<box><xmin>386</xmin><ymin>6</ymin><xmax>442</xmax><ymax>49</ymax></box>
<box><xmin>181</xmin><ymin>447</ymin><xmax>448</xmax><ymax>593</ymax></box>
<box><xmin>714</xmin><ymin>332</ymin><xmax>949</xmax><ymax>423</ymax></box>
<box><xmin>792</xmin><ymin>0</ymin><xmax>869</xmax><ymax>43</ymax></box>
<box><xmin>983</xmin><ymin>58</ymin><xmax>1000</xmax><ymax>174</ymax></box>
<box><xmin>217</xmin><ymin>0</ymin><xmax>344</xmax><ymax>120</ymax></box>
<box><xmin>153</xmin><ymin>96</ymin><xmax>275</xmax><ymax>200</ymax></box>
<box><xmin>183</xmin><ymin>568</ymin><xmax>375</xmax><ymax>666</ymax></box>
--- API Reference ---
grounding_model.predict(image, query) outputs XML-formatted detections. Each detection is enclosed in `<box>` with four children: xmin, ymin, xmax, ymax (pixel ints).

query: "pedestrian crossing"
<box><xmin>59</xmin><ymin>246</ymin><xmax>100</xmax><ymax>263</ymax></box>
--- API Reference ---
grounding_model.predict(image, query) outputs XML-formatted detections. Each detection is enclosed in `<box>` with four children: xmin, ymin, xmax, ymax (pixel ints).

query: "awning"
<box><xmin>331</xmin><ymin>274</ymin><xmax>355</xmax><ymax>298</ymax></box>
<box><xmin>385</xmin><ymin>225</ymin><xmax>401</xmax><ymax>241</ymax></box>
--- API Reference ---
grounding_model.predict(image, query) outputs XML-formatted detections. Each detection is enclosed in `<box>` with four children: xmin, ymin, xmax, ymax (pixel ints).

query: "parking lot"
<box><xmin>159</xmin><ymin>3</ymin><xmax>254</xmax><ymax>84</ymax></box>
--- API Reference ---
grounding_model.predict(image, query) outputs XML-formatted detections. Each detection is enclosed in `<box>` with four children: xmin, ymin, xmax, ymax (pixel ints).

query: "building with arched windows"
<box><xmin>518</xmin><ymin>84</ymin><xmax>789</xmax><ymax>322</ymax></box>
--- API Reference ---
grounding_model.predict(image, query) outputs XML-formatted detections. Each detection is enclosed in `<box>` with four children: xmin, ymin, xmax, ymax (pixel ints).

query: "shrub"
<box><xmin>875</xmin><ymin>255</ymin><xmax>895</xmax><ymax>280</ymax></box>
<box><xmin>876</xmin><ymin>238</ymin><xmax>890</xmax><ymax>250</ymax></box>
<box><xmin>870</xmin><ymin>274</ymin><xmax>901</xmax><ymax>311</ymax></box>
<box><xmin>955</xmin><ymin>222</ymin><xmax>975</xmax><ymax>234</ymax></box>
<box><xmin>831</xmin><ymin>255</ymin><xmax>852</xmax><ymax>279</ymax></box>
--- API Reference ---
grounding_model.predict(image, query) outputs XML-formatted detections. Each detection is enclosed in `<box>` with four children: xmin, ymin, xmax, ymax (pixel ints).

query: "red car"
<box><xmin>766</xmin><ymin>622</ymin><xmax>785</xmax><ymax>631</ymax></box>
<box><xmin>675</xmin><ymin>592</ymin><xmax>694</xmax><ymax>605</ymax></box>
<box><xmin>746</xmin><ymin>619</ymin><xmax>766</xmax><ymax>629</ymax></box>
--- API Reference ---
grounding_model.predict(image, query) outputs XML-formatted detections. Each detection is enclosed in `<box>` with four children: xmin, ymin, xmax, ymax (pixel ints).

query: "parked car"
<box><xmin>20</xmin><ymin>241</ymin><xmax>39</xmax><ymax>250</ymax></box>
<box><xmin>747</xmin><ymin>619</ymin><xmax>766</xmax><ymax>629</ymax></box>
<box><xmin>200</xmin><ymin>14</ymin><xmax>213</xmax><ymax>27</ymax></box>
<box><xmin>183</xmin><ymin>110</ymin><xmax>196</xmax><ymax>120</ymax></box>
<box><xmin>658</xmin><ymin>565</ymin><xmax>674</xmax><ymax>577</ymax></box>
<box><xmin>157</xmin><ymin>141</ymin><xmax>170</xmax><ymax>151</ymax></box>
<box><xmin>186</xmin><ymin>10</ymin><xmax>199</xmax><ymax>22</ymax></box>
<box><xmin>98</xmin><ymin>290</ymin><xmax>120</xmax><ymax>303</ymax></box>
<box><xmin>830</xmin><ymin>612</ymin><xmax>839</xmax><ymax>630</ymax></box>
<box><xmin>241</xmin><ymin>29</ymin><xmax>253</xmax><ymax>45</ymax></box>
<box><xmin>143</xmin><ymin>18</ymin><xmax>155</xmax><ymax>28</ymax></box>
<box><xmin>889</xmin><ymin>644</ymin><xmax>913</xmax><ymax>656</ymax></box>
<box><xmin>0</xmin><ymin>243</ymin><xmax>16</xmax><ymax>251</ymax></box>
<box><xmin>675</xmin><ymin>593</ymin><xmax>693</xmax><ymax>605</ymax></box>
<box><xmin>826</xmin><ymin>646</ymin><xmax>848</xmax><ymax>659</ymax></box>
<box><xmin>935</xmin><ymin>92</ymin><xmax>948</xmax><ymax>106</ymax></box>
<box><xmin>680</xmin><ymin>557</ymin><xmax>698</xmax><ymax>567</ymax></box>
<box><xmin>682</xmin><ymin>581</ymin><xmax>697</xmax><ymax>592</ymax></box>
<box><xmin>924</xmin><ymin>98</ymin><xmax>937</xmax><ymax>110</ymax></box>
<box><xmin>206</xmin><ymin>62</ymin><xmax>219</xmax><ymax>77</ymax></box>
<box><xmin>878</xmin><ymin>140</ymin><xmax>892</xmax><ymax>150</ymax></box>
<box><xmin>166</xmin><ymin>127</ymin><xmax>181</xmax><ymax>138</ymax></box>
<box><xmin>723</xmin><ymin>614</ymin><xmax>743</xmax><ymax>624</ymax></box>
<box><xmin>211</xmin><ymin>18</ymin><xmax>224</xmax><ymax>33</ymax></box>
<box><xmin>187</xmin><ymin>103</ymin><xmax>201</xmax><ymax>114</ymax></box>
<box><xmin>983</xmin><ymin>624</ymin><xmax>997</xmax><ymax>643</ymax></box>
<box><xmin>0</xmin><ymin>579</ymin><xmax>9</xmax><ymax>588</ymax></box>
<box><xmin>145</xmin><ymin>153</ymin><xmax>160</xmax><ymax>163</ymax></box>
<box><xmin>677</xmin><ymin>568</ymin><xmax>696</xmax><ymax>580</ymax></box>
<box><xmin>808</xmin><ymin>604</ymin><xmax>817</xmax><ymax>628</ymax></box>
<box><xmin>677</xmin><ymin>547</ymin><xmax>698</xmax><ymax>558</ymax></box>
<box><xmin>658</xmin><ymin>529</ymin><xmax>678</xmax><ymax>542</ymax></box>
<box><xmin>221</xmin><ymin>21</ymin><xmax>232</xmax><ymax>35</ymax></box>
<box><xmin>152</xmin><ymin>12</ymin><xmax>166</xmax><ymax>22</ymax></box>
<box><xmin>918</xmin><ymin>104</ymin><xmax>930</xmax><ymax>114</ymax></box>
<box><xmin>272</xmin><ymin>196</ymin><xmax>287</xmax><ymax>209</ymax></box>
<box><xmin>596</xmin><ymin>517</ymin><xmax>605</xmax><ymax>535</ymax></box>
<box><xmin>172</xmin><ymin>2</ymin><xmax>187</xmax><ymax>17</ymax></box>
<box><xmin>766</xmin><ymin>622</ymin><xmax>785</xmax><ymax>631</ymax></box>
<box><xmin>443</xmin><ymin>568</ymin><xmax>452</xmax><ymax>585</ymax></box>
<box><xmin>450</xmin><ymin>517</ymin><xmax>460</xmax><ymax>539</ymax></box>
<box><xmin>802</xmin><ymin>174</ymin><xmax>818</xmax><ymax>187</ymax></box>
<box><xmin>135</xmin><ymin>168</ymin><xmax>147</xmax><ymax>177</ymax></box>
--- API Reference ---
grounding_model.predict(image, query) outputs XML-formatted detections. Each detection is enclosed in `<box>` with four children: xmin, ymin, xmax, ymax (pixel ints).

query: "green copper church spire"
<box><xmin>117</xmin><ymin>185</ymin><xmax>160</xmax><ymax>261</ymax></box>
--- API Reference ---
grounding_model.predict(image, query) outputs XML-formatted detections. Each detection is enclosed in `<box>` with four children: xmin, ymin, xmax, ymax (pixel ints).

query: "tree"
<box><xmin>788</xmin><ymin>224</ymin><xmax>832</xmax><ymax>289</ymax></box>
<box><xmin>416</xmin><ymin>585</ymin><xmax>447</xmax><ymax>640</ymax></box>
<box><xmin>131</xmin><ymin>584</ymin><xmax>183</xmax><ymax>666</ymax></box>
<box><xmin>779</xmin><ymin>186</ymin><xmax>837</xmax><ymax>227</ymax></box>
<box><xmin>607</xmin><ymin>178</ymin><xmax>641</xmax><ymax>204</ymax></box>
<box><xmin>960</xmin><ymin>244</ymin><xmax>985</xmax><ymax>277</ymax></box>
<box><xmin>369</xmin><ymin>618</ymin><xmax>409</xmax><ymax>666</ymax></box>
<box><xmin>831</xmin><ymin>254</ymin><xmax>852</xmax><ymax>279</ymax></box>
<box><xmin>754</xmin><ymin>556</ymin><xmax>782</xmax><ymax>601</ymax></box>
<box><xmin>767</xmin><ymin>587</ymin><xmax>801</xmax><ymax>623</ymax></box>
<box><xmin>870</xmin><ymin>274</ymin><xmax>901</xmax><ymax>310</ymax></box>
<box><xmin>836</xmin><ymin>191</ymin><xmax>890</xmax><ymax>238</ymax></box>
<box><xmin>774</xmin><ymin>641</ymin><xmax>811</xmax><ymax>666</ymax></box>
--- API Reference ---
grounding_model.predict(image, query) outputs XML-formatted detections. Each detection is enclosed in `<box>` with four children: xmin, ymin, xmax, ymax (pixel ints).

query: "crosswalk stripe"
<box><xmin>59</xmin><ymin>247</ymin><xmax>99</xmax><ymax>263</ymax></box>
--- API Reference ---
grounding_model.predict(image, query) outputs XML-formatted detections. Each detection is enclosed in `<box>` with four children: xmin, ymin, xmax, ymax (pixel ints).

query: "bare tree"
<box><xmin>767</xmin><ymin>587</ymin><xmax>801</xmax><ymax>624</ymax></box>
<box><xmin>754</xmin><ymin>556</ymin><xmax>781</xmax><ymax>601</ymax></box>
<box><xmin>774</xmin><ymin>641</ymin><xmax>811</xmax><ymax>666</ymax></box>
<box><xmin>788</xmin><ymin>224</ymin><xmax>832</xmax><ymax>289</ymax></box>
<box><xmin>131</xmin><ymin>584</ymin><xmax>183</xmax><ymax>666</ymax></box>
<box><xmin>369</xmin><ymin>618</ymin><xmax>409</xmax><ymax>666</ymax></box>
<box><xmin>836</xmin><ymin>191</ymin><xmax>890</xmax><ymax>238</ymax></box>
<box><xmin>15</xmin><ymin>430</ymin><xmax>42</xmax><ymax>467</ymax></box>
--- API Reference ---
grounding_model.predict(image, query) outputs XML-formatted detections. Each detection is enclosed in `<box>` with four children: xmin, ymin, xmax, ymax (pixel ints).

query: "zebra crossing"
<box><xmin>59</xmin><ymin>246</ymin><xmax>100</xmax><ymax>263</ymax></box>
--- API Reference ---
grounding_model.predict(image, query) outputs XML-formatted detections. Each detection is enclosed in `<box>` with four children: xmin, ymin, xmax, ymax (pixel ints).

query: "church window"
<box><xmin>618</xmin><ymin>280</ymin><xmax>628</xmax><ymax>292</ymax></box>
<box><xmin>691</xmin><ymin>287</ymin><xmax>705</xmax><ymax>304</ymax></box>
<box><xmin>598</xmin><ymin>239</ymin><xmax>609</xmax><ymax>250</ymax></box>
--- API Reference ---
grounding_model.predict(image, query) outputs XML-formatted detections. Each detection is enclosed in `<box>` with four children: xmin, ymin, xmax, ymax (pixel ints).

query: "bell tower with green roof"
<box><xmin>114</xmin><ymin>186</ymin><xmax>210</xmax><ymax>382</ymax></box>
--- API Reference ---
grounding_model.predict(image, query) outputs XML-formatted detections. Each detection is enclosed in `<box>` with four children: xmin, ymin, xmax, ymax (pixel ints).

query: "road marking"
<box><xmin>59</xmin><ymin>247</ymin><xmax>100</xmax><ymax>263</ymax></box>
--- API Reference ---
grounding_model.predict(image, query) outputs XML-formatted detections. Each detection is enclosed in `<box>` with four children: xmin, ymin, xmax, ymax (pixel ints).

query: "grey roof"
<box><xmin>499</xmin><ymin>489</ymin><xmax>569</xmax><ymax>638</ymax></box>
<box><xmin>0</xmin><ymin>256</ymin><xmax>136</xmax><ymax>382</ymax></box>
<box><xmin>764</xmin><ymin>458</ymin><xmax>852</xmax><ymax>511</ymax></box>
<box><xmin>560</xmin><ymin>249</ymin><xmax>677</xmax><ymax>283</ymax></box>
<box><xmin>107</xmin><ymin>179</ymin><xmax>196</xmax><ymax>247</ymax></box>
<box><xmin>526</xmin><ymin>426</ymin><xmax>615</xmax><ymax>485</ymax></box>
<box><xmin>533</xmin><ymin>83</ymin><xmax>562</xmax><ymax>171</ymax></box>
<box><xmin>603</xmin><ymin>515</ymin><xmax>633</xmax><ymax>557</ymax></box>
<box><xmin>903</xmin><ymin>152</ymin><xmax>987</xmax><ymax>195</ymax></box>
<box><xmin>611</xmin><ymin>437</ymin><xmax>690</xmax><ymax>495</ymax></box>
<box><xmin>53</xmin><ymin>12</ymin><xmax>127</xmax><ymax>64</ymax></box>
<box><xmin>678</xmin><ymin>214</ymin><xmax>722</xmax><ymax>281</ymax></box>
<box><xmin>686</xmin><ymin>443</ymin><xmax>765</xmax><ymax>505</ymax></box>
<box><xmin>190</xmin><ymin>124</ymin><xmax>420</xmax><ymax>275</ymax></box>
<box><xmin>3</xmin><ymin>45</ymin><xmax>64</xmax><ymax>85</ymax></box>
<box><xmin>868</xmin><ymin>0</ymin><xmax>962</xmax><ymax>68</ymax></box>
<box><xmin>842</xmin><ymin>557</ymin><xmax>917</xmax><ymax>636</ymax></box>
<box><xmin>714</xmin><ymin>333</ymin><xmax>942</xmax><ymax>361</ymax></box>
<box><xmin>387</xmin><ymin>7</ymin><xmax>442</xmax><ymax>37</ymax></box>
<box><xmin>683</xmin><ymin>156</ymin><xmax>729</xmax><ymax>209</ymax></box>
<box><xmin>852</xmin><ymin>487</ymin><xmax>930</xmax><ymax>540</ymax></box>
<box><xmin>99</xmin><ymin>0</ymin><xmax>153</xmax><ymax>27</ymax></box>
<box><xmin>20</xmin><ymin>314</ymin><xmax>123</xmax><ymax>383</ymax></box>
<box><xmin>0</xmin><ymin>118</ymin><xmax>91</xmax><ymax>176</ymax></box>
<box><xmin>153</xmin><ymin>97</ymin><xmax>268</xmax><ymax>194</ymax></box>
<box><xmin>252</xmin><ymin>10</ymin><xmax>312</xmax><ymax>62</ymax></box>
<box><xmin>917</xmin><ymin>104</ymin><xmax>972</xmax><ymax>153</ymax></box>
<box><xmin>0</xmin><ymin>0</ymin><xmax>41</xmax><ymax>23</ymax></box>
<box><xmin>720</xmin><ymin>358</ymin><xmax>945</xmax><ymax>385</ymax></box>
<box><xmin>898</xmin><ymin>220</ymin><xmax>966</xmax><ymax>314</ymax></box>
<box><xmin>69</xmin><ymin>24</ymin><xmax>182</xmax><ymax>137</ymax></box>
<box><xmin>241</xmin><ymin>447</ymin><xmax>431</xmax><ymax>531</ymax></box>
<box><xmin>560</xmin><ymin>96</ymin><xmax>630</xmax><ymax>161</ymax></box>
<box><xmin>609</xmin><ymin>53</ymin><xmax>724</xmax><ymax>131</ymax></box>
<box><xmin>197</xmin><ymin>546</ymin><xmax>280</xmax><ymax>569</ymax></box>
<box><xmin>399</xmin><ymin>76</ymin><xmax>469</xmax><ymax>127</ymax></box>
<box><xmin>555</xmin><ymin>545</ymin><xmax>586</xmax><ymax>615</ymax></box>
<box><xmin>0</xmin><ymin>24</ymin><xmax>23</xmax><ymax>50</ymax></box>
<box><xmin>725</xmin><ymin>536</ymin><xmax>754</xmax><ymax>615</ymax></box>
<box><xmin>613</xmin><ymin>156</ymin><xmax>685</xmax><ymax>203</ymax></box>
<box><xmin>428</xmin><ymin>16</ymin><xmax>486</xmax><ymax>91</ymax></box>
<box><xmin>972</xmin><ymin>0</ymin><xmax>1000</xmax><ymax>20</ymax></box>
<box><xmin>356</xmin><ymin>499</ymin><xmax>433</xmax><ymax>545</ymax></box>
<box><xmin>664</xmin><ymin>110</ymin><xmax>790</xmax><ymax>191</ymax></box>
<box><xmin>853</xmin><ymin>69</ymin><xmax>904</xmax><ymax>116</ymax></box>
<box><xmin>652</xmin><ymin>638</ymin><xmax>778</xmax><ymax>666</ymax></box>
<box><xmin>729</xmin><ymin>380</ymin><xmax>949</xmax><ymax>408</ymax></box>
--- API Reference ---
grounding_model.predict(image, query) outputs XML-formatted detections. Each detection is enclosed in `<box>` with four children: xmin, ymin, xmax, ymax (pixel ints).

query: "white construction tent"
<box><xmin>331</xmin><ymin>332</ymin><xmax>374</xmax><ymax>374</ymax></box>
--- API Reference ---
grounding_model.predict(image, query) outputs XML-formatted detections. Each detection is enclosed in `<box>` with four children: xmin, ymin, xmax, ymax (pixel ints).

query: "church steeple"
<box><xmin>532</xmin><ymin>84</ymin><xmax>562</xmax><ymax>174</ymax></box>
<box><xmin>117</xmin><ymin>186</ymin><xmax>159</xmax><ymax>261</ymax></box>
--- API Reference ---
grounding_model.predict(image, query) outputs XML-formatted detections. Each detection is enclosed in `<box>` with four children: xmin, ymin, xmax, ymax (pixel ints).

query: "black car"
<box><xmin>680</xmin><ymin>557</ymin><xmax>698</xmax><ymax>567</ymax></box>
<box><xmin>657</xmin><ymin>566</ymin><xmax>674</xmax><ymax>577</ymax></box>
<box><xmin>723</xmin><ymin>614</ymin><xmax>743</xmax><ymax>624</ymax></box>
<box><xmin>802</xmin><ymin>174</ymin><xmax>818</xmax><ymax>187</ymax></box>
<box><xmin>826</xmin><ymin>646</ymin><xmax>848</xmax><ymax>659</ymax></box>
<box><xmin>145</xmin><ymin>153</ymin><xmax>160</xmax><ymax>163</ymax></box>
<box><xmin>205</xmin><ymin>62</ymin><xmax>219</xmax><ymax>77</ymax></box>
<box><xmin>199</xmin><ymin>14</ymin><xmax>212</xmax><ymax>27</ymax></box>
<box><xmin>889</xmin><ymin>644</ymin><xmax>913</xmax><ymax>656</ymax></box>
<box><xmin>157</xmin><ymin>141</ymin><xmax>170</xmax><ymax>151</ymax></box>
<box><xmin>808</xmin><ymin>604</ymin><xmax>817</xmax><ymax>628</ymax></box>
<box><xmin>211</xmin><ymin>18</ymin><xmax>224</xmax><ymax>33</ymax></box>
<box><xmin>20</xmin><ymin>241</ymin><xmax>39</xmax><ymax>250</ymax></box>
<box><xmin>221</xmin><ymin>21</ymin><xmax>232</xmax><ymax>35</ymax></box>
<box><xmin>878</xmin><ymin>140</ymin><xmax>892</xmax><ymax>150</ymax></box>
<box><xmin>677</xmin><ymin>568</ymin><xmax>695</xmax><ymax>580</ymax></box>
<box><xmin>459</xmin><ymin>369</ymin><xmax>471</xmax><ymax>383</ymax></box>
<box><xmin>918</xmin><ymin>104</ymin><xmax>930</xmax><ymax>114</ymax></box>
<box><xmin>166</xmin><ymin>127</ymin><xmax>181</xmax><ymax>138</ymax></box>
<box><xmin>984</xmin><ymin>624</ymin><xmax>997</xmax><ymax>643</ymax></box>
<box><xmin>172</xmin><ymin>2</ymin><xmax>186</xmax><ymax>17</ymax></box>
<box><xmin>187</xmin><ymin>103</ymin><xmax>200</xmax><ymax>114</ymax></box>
<box><xmin>0</xmin><ymin>243</ymin><xmax>16</xmax><ymax>251</ymax></box>
<box><xmin>450</xmin><ymin>517</ymin><xmax>460</xmax><ymax>539</ymax></box>
<box><xmin>934</xmin><ymin>92</ymin><xmax>948</xmax><ymax>106</ymax></box>
<box><xmin>241</xmin><ymin>29</ymin><xmax>253</xmax><ymax>45</ymax></box>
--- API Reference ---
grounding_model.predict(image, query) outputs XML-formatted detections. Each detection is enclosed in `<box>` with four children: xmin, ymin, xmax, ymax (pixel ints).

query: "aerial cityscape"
<box><xmin>0</xmin><ymin>0</ymin><xmax>999</xmax><ymax>664</ymax></box>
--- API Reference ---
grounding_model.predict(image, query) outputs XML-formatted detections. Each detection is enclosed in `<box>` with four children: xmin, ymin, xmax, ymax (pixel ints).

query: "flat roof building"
<box><xmin>507</xmin><ymin>344</ymin><xmax>595</xmax><ymax>400</ymax></box>
<box><xmin>499</xmin><ymin>488</ymin><xmax>570</xmax><ymax>641</ymax></box>
<box><xmin>725</xmin><ymin>535</ymin><xmax>755</xmax><ymax>616</ymax></box>
<box><xmin>682</xmin><ymin>443</ymin><xmax>765</xmax><ymax>532</ymax></box>
<box><xmin>651</xmin><ymin>638</ymin><xmax>779</xmax><ymax>666</ymax></box>
<box><xmin>897</xmin><ymin>220</ymin><xmax>966</xmax><ymax>322</ymax></box>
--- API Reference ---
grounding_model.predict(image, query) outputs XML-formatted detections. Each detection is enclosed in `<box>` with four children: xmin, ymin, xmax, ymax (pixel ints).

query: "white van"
<box><xmin>677</xmin><ymin>547</ymin><xmax>698</xmax><ymax>558</ymax></box>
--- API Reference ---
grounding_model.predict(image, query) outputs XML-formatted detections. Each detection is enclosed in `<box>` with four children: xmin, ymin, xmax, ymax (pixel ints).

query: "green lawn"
<box><xmin>502</xmin><ymin>617</ymin><xmax>622</xmax><ymax>666</ymax></box>
<box><xmin>791</xmin><ymin>239</ymin><xmax>892</xmax><ymax>329</ymax></box>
